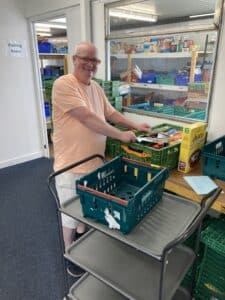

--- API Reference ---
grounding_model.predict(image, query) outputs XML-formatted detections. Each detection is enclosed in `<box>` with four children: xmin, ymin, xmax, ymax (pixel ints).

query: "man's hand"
<box><xmin>119</xmin><ymin>130</ymin><xmax>137</xmax><ymax>143</ymax></box>
<box><xmin>135</xmin><ymin>123</ymin><xmax>151</xmax><ymax>132</ymax></box>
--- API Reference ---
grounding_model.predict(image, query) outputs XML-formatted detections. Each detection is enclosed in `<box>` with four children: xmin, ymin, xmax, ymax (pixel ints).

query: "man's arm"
<box><xmin>69</xmin><ymin>106</ymin><xmax>137</xmax><ymax>143</ymax></box>
<box><xmin>107</xmin><ymin>110</ymin><xmax>151</xmax><ymax>132</ymax></box>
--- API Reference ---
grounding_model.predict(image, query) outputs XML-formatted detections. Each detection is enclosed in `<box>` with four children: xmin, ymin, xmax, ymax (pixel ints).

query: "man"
<box><xmin>52</xmin><ymin>42</ymin><xmax>150</xmax><ymax>277</ymax></box>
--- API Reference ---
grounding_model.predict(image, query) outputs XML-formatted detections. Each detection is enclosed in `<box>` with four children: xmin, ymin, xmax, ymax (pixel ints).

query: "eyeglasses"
<box><xmin>75</xmin><ymin>55</ymin><xmax>101</xmax><ymax>65</ymax></box>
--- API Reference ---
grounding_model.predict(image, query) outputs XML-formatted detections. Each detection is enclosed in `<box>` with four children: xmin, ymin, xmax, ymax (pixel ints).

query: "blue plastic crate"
<box><xmin>202</xmin><ymin>136</ymin><xmax>225</xmax><ymax>181</ymax></box>
<box><xmin>38</xmin><ymin>41</ymin><xmax>53</xmax><ymax>53</ymax></box>
<box><xmin>76</xmin><ymin>157</ymin><xmax>169</xmax><ymax>234</ymax></box>
<box><xmin>43</xmin><ymin>67</ymin><xmax>53</xmax><ymax>76</ymax></box>
<box><xmin>139</xmin><ymin>71</ymin><xmax>156</xmax><ymax>83</ymax></box>
<box><xmin>44</xmin><ymin>102</ymin><xmax>51</xmax><ymax>118</ymax></box>
<box><xmin>128</xmin><ymin>103</ymin><xmax>150</xmax><ymax>110</ymax></box>
<box><xmin>175</xmin><ymin>74</ymin><xmax>189</xmax><ymax>86</ymax></box>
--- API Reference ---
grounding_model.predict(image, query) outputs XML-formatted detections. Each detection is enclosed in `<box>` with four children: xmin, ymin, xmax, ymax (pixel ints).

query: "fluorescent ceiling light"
<box><xmin>35</xmin><ymin>22</ymin><xmax>67</xmax><ymax>29</ymax></box>
<box><xmin>189</xmin><ymin>13</ymin><xmax>214</xmax><ymax>18</ymax></box>
<box><xmin>109</xmin><ymin>9</ymin><xmax>157</xmax><ymax>22</ymax></box>
<box><xmin>35</xmin><ymin>27</ymin><xmax>51</xmax><ymax>32</ymax></box>
<box><xmin>37</xmin><ymin>33</ymin><xmax>52</xmax><ymax>37</ymax></box>
<box><xmin>49</xmin><ymin>17</ymin><xmax>66</xmax><ymax>23</ymax></box>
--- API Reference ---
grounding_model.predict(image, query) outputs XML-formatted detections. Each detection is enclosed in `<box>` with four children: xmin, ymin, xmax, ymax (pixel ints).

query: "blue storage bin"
<box><xmin>58</xmin><ymin>47</ymin><xmax>68</xmax><ymax>53</ymax></box>
<box><xmin>44</xmin><ymin>102</ymin><xmax>51</xmax><ymax>118</ymax></box>
<box><xmin>175</xmin><ymin>74</ymin><xmax>189</xmax><ymax>86</ymax></box>
<box><xmin>43</xmin><ymin>67</ymin><xmax>53</xmax><ymax>76</ymax></box>
<box><xmin>38</xmin><ymin>41</ymin><xmax>53</xmax><ymax>53</ymax></box>
<box><xmin>140</xmin><ymin>71</ymin><xmax>156</xmax><ymax>83</ymax></box>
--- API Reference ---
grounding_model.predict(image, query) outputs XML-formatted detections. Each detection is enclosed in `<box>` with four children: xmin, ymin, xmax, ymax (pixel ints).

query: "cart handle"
<box><xmin>162</xmin><ymin>187</ymin><xmax>222</xmax><ymax>255</ymax></box>
<box><xmin>47</xmin><ymin>154</ymin><xmax>105</xmax><ymax>209</ymax></box>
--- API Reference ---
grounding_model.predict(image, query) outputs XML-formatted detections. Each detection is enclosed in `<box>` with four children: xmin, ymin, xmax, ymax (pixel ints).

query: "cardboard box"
<box><xmin>178</xmin><ymin>122</ymin><xmax>207</xmax><ymax>173</ymax></box>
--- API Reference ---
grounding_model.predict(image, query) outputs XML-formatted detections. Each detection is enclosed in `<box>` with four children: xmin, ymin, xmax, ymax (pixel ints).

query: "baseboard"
<box><xmin>0</xmin><ymin>152</ymin><xmax>44</xmax><ymax>169</ymax></box>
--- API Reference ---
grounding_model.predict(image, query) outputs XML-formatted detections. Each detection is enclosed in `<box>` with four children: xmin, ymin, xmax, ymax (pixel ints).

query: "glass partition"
<box><xmin>105</xmin><ymin>0</ymin><xmax>221</xmax><ymax>122</ymax></box>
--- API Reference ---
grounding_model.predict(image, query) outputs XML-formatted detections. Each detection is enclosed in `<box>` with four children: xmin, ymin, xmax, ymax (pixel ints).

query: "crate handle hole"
<box><xmin>93</xmin><ymin>198</ymin><xmax>98</xmax><ymax>209</ymax></box>
<box><xmin>147</xmin><ymin>172</ymin><xmax>152</xmax><ymax>181</ymax></box>
<box><xmin>134</xmin><ymin>168</ymin><xmax>138</xmax><ymax>177</ymax></box>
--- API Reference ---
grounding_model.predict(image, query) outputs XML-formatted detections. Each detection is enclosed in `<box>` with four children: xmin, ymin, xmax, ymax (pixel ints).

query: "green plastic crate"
<box><xmin>42</xmin><ymin>79</ymin><xmax>55</xmax><ymax>101</ymax></box>
<box><xmin>121</xmin><ymin>123</ymin><xmax>182</xmax><ymax>170</ymax></box>
<box><xmin>195</xmin><ymin>219</ymin><xmax>225</xmax><ymax>300</ymax></box>
<box><xmin>156</xmin><ymin>74</ymin><xmax>175</xmax><ymax>85</ymax></box>
<box><xmin>181</xmin><ymin>216</ymin><xmax>214</xmax><ymax>291</ymax></box>
<box><xmin>76</xmin><ymin>156</ymin><xmax>169</xmax><ymax>234</ymax></box>
<box><xmin>202</xmin><ymin>135</ymin><xmax>225</xmax><ymax>181</ymax></box>
<box><xmin>105</xmin><ymin>138</ymin><xmax>123</xmax><ymax>157</ymax></box>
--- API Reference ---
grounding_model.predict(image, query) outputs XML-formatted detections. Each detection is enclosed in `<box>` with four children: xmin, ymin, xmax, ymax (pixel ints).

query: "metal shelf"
<box><xmin>131</xmin><ymin>82</ymin><xmax>188</xmax><ymax>92</ymax></box>
<box><xmin>113</xmin><ymin>52</ymin><xmax>192</xmax><ymax>59</ymax></box>
<box><xmin>60</xmin><ymin>192</ymin><xmax>200</xmax><ymax>259</ymax></box>
<box><xmin>65</xmin><ymin>230</ymin><xmax>195</xmax><ymax>300</ymax></box>
<box><xmin>112</xmin><ymin>52</ymin><xmax>212</xmax><ymax>60</ymax></box>
<box><xmin>69</xmin><ymin>273</ymin><xmax>191</xmax><ymax>300</ymax></box>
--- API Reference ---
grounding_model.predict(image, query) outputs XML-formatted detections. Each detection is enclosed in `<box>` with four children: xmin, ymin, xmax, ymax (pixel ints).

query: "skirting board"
<box><xmin>0</xmin><ymin>152</ymin><xmax>44</xmax><ymax>169</ymax></box>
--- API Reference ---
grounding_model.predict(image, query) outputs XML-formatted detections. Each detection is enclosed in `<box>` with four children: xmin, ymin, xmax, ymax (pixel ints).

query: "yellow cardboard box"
<box><xmin>178</xmin><ymin>122</ymin><xmax>207</xmax><ymax>173</ymax></box>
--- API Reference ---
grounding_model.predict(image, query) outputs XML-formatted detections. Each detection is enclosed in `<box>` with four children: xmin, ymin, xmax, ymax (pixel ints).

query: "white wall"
<box><xmin>0</xmin><ymin>0</ymin><xmax>88</xmax><ymax>169</ymax></box>
<box><xmin>0</xmin><ymin>0</ymin><xmax>43</xmax><ymax>168</ymax></box>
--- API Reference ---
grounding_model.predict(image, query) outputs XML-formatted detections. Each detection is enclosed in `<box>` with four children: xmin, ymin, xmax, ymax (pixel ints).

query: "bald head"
<box><xmin>72</xmin><ymin>41</ymin><xmax>99</xmax><ymax>85</ymax></box>
<box><xmin>74</xmin><ymin>42</ymin><xmax>97</xmax><ymax>57</ymax></box>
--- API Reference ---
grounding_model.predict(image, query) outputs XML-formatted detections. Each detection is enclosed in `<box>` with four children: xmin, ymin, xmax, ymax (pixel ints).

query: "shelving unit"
<box><xmin>117</xmin><ymin>51</ymin><xmax>193</xmax><ymax>106</ymax></box>
<box><xmin>111</xmin><ymin>45</ymin><xmax>214</xmax><ymax>120</ymax></box>
<box><xmin>39</xmin><ymin>53</ymin><xmax>68</xmax><ymax>140</ymax></box>
<box><xmin>48</xmin><ymin>155</ymin><xmax>222</xmax><ymax>300</ymax></box>
<box><xmin>39</xmin><ymin>53</ymin><xmax>68</xmax><ymax>75</ymax></box>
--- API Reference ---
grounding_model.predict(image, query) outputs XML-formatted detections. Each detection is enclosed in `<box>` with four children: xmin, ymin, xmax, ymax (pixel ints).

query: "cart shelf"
<box><xmin>68</xmin><ymin>273</ymin><xmax>126</xmax><ymax>300</ymax></box>
<box><xmin>68</xmin><ymin>273</ymin><xmax>191</xmax><ymax>300</ymax></box>
<box><xmin>60</xmin><ymin>192</ymin><xmax>201</xmax><ymax>259</ymax></box>
<box><xmin>65</xmin><ymin>229</ymin><xmax>195</xmax><ymax>300</ymax></box>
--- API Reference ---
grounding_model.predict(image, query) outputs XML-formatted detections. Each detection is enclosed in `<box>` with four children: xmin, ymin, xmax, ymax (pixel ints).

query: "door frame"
<box><xmin>28</xmin><ymin>9</ymin><xmax>69</xmax><ymax>158</ymax></box>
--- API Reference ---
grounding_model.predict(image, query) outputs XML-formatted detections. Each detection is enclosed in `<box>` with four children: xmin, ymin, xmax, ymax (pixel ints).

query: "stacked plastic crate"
<box><xmin>94</xmin><ymin>79</ymin><xmax>123</xmax><ymax>112</ymax></box>
<box><xmin>195</xmin><ymin>218</ymin><xmax>225</xmax><ymax>300</ymax></box>
<box><xmin>181</xmin><ymin>216</ymin><xmax>214</xmax><ymax>293</ymax></box>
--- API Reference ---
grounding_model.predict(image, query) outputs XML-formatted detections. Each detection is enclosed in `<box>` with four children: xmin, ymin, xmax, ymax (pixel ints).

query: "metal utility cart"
<box><xmin>48</xmin><ymin>154</ymin><xmax>222</xmax><ymax>300</ymax></box>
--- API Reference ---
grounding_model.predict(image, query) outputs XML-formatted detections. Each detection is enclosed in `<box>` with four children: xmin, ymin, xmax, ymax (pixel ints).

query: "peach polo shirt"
<box><xmin>52</xmin><ymin>74</ymin><xmax>116</xmax><ymax>173</ymax></box>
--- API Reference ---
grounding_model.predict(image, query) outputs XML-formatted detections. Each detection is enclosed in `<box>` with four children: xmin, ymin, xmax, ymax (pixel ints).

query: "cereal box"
<box><xmin>178</xmin><ymin>122</ymin><xmax>207</xmax><ymax>173</ymax></box>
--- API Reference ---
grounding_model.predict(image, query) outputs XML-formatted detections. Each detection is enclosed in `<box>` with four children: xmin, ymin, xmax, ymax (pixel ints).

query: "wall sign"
<box><xmin>7</xmin><ymin>40</ymin><xmax>26</xmax><ymax>58</ymax></box>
